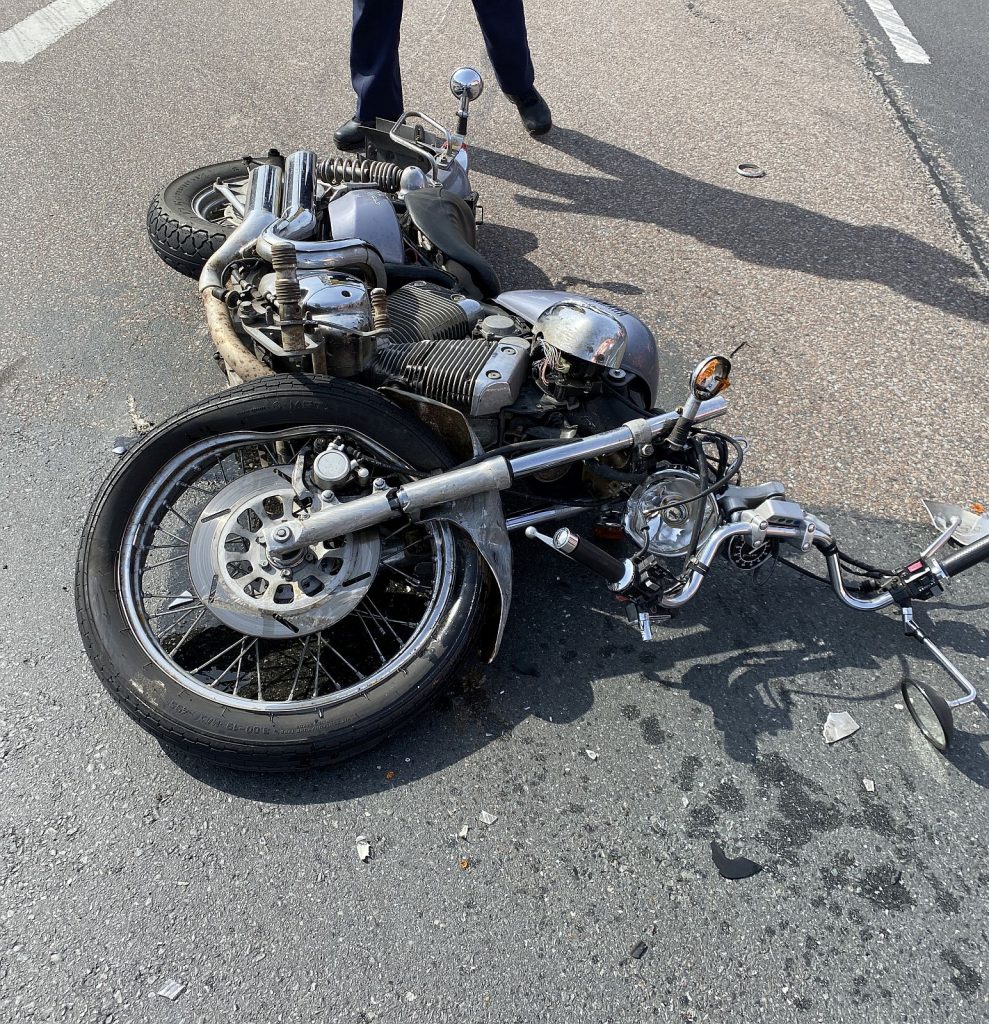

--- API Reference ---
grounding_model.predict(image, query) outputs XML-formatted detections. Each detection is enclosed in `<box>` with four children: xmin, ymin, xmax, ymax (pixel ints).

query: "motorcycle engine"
<box><xmin>624</xmin><ymin>468</ymin><xmax>718</xmax><ymax>558</ymax></box>
<box><xmin>368</xmin><ymin>282</ymin><xmax>530</xmax><ymax>416</ymax></box>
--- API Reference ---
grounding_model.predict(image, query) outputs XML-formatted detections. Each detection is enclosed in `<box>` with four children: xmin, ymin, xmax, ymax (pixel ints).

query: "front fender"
<box><xmin>383</xmin><ymin>388</ymin><xmax>511</xmax><ymax>660</ymax></box>
<box><xmin>423</xmin><ymin>490</ymin><xmax>512</xmax><ymax>662</ymax></box>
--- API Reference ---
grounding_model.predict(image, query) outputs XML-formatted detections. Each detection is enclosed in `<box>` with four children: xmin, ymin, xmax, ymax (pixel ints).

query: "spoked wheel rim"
<box><xmin>119</xmin><ymin>427</ymin><xmax>456</xmax><ymax>714</ymax></box>
<box><xmin>189</xmin><ymin>175</ymin><xmax>249</xmax><ymax>229</ymax></box>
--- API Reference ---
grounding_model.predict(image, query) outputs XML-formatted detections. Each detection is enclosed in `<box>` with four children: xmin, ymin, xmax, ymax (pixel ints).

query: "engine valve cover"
<box><xmin>372</xmin><ymin>335</ymin><xmax>528</xmax><ymax>416</ymax></box>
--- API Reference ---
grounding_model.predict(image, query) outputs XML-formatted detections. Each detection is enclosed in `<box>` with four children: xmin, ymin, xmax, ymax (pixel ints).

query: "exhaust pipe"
<box><xmin>199</xmin><ymin>161</ymin><xmax>283</xmax><ymax>382</ymax></box>
<box><xmin>256</xmin><ymin>150</ymin><xmax>387</xmax><ymax>290</ymax></box>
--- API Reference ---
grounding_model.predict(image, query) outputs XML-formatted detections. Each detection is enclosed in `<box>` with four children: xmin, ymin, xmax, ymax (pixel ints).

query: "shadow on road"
<box><xmin>169</xmin><ymin>511</ymin><xmax>989</xmax><ymax>800</ymax></box>
<box><xmin>474</xmin><ymin>128</ymin><xmax>989</xmax><ymax>324</ymax></box>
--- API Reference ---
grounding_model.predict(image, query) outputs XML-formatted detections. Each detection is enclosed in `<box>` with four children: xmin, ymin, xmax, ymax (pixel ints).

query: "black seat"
<box><xmin>404</xmin><ymin>188</ymin><xmax>501</xmax><ymax>299</ymax></box>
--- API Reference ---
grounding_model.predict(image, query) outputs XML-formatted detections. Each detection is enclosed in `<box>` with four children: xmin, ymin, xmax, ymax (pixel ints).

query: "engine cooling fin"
<box><xmin>373</xmin><ymin>338</ymin><xmax>497</xmax><ymax>411</ymax></box>
<box><xmin>385</xmin><ymin>281</ymin><xmax>472</xmax><ymax>348</ymax></box>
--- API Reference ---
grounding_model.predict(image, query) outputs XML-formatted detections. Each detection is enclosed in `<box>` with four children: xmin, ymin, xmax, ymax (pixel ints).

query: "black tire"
<box><xmin>146</xmin><ymin>159</ymin><xmax>253</xmax><ymax>278</ymax></box>
<box><xmin>76</xmin><ymin>376</ymin><xmax>490</xmax><ymax>770</ymax></box>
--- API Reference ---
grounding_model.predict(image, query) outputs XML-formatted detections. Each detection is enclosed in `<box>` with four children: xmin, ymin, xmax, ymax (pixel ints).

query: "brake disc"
<box><xmin>188</xmin><ymin>466</ymin><xmax>380</xmax><ymax>639</ymax></box>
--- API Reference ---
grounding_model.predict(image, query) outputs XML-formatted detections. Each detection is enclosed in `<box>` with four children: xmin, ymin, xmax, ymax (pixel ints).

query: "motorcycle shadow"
<box><xmin>170</xmin><ymin>511</ymin><xmax>989</xmax><ymax>799</ymax></box>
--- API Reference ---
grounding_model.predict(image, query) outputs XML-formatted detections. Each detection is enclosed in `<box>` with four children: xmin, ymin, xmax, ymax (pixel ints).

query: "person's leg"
<box><xmin>470</xmin><ymin>0</ymin><xmax>551</xmax><ymax>135</ymax></box>
<box><xmin>351</xmin><ymin>0</ymin><xmax>404</xmax><ymax>122</ymax></box>
<box><xmin>469</xmin><ymin>0</ymin><xmax>534</xmax><ymax>97</ymax></box>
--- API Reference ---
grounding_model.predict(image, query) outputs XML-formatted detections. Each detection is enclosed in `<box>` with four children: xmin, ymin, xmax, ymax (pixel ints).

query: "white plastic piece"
<box><xmin>823</xmin><ymin>711</ymin><xmax>860</xmax><ymax>744</ymax></box>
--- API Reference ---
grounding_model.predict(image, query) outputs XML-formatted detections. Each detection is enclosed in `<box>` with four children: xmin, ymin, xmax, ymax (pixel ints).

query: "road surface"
<box><xmin>1</xmin><ymin>2</ymin><xmax>987</xmax><ymax>1022</ymax></box>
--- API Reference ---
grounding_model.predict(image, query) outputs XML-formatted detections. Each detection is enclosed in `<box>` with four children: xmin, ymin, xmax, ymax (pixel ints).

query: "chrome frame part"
<box><xmin>901</xmin><ymin>607</ymin><xmax>978</xmax><ymax>709</ymax></box>
<box><xmin>265</xmin><ymin>400</ymin><xmax>728</xmax><ymax>558</ymax></box>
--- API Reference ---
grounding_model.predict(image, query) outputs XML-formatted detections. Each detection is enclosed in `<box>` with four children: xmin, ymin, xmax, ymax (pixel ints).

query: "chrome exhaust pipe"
<box><xmin>198</xmin><ymin>161</ymin><xmax>283</xmax><ymax>381</ymax></box>
<box><xmin>199</xmin><ymin>162</ymin><xmax>282</xmax><ymax>293</ymax></box>
<box><xmin>256</xmin><ymin>150</ymin><xmax>387</xmax><ymax>290</ymax></box>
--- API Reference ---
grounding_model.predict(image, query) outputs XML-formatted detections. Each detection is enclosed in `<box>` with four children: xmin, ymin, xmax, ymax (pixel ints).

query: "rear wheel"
<box><xmin>76</xmin><ymin>376</ymin><xmax>489</xmax><ymax>770</ymax></box>
<box><xmin>146</xmin><ymin>159</ymin><xmax>256</xmax><ymax>278</ymax></box>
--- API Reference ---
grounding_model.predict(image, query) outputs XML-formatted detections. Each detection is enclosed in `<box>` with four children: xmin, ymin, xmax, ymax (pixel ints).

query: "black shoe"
<box><xmin>334</xmin><ymin>118</ymin><xmax>372</xmax><ymax>152</ymax></box>
<box><xmin>511</xmin><ymin>89</ymin><xmax>552</xmax><ymax>136</ymax></box>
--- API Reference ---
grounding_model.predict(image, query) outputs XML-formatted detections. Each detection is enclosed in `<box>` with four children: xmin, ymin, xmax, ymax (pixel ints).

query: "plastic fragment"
<box><xmin>157</xmin><ymin>980</ymin><xmax>186</xmax><ymax>1001</ymax></box>
<box><xmin>585</xmin><ymin>749</ymin><xmax>599</xmax><ymax>761</ymax></box>
<box><xmin>711</xmin><ymin>841</ymin><xmax>762</xmax><ymax>880</ymax></box>
<box><xmin>356</xmin><ymin>836</ymin><xmax>371</xmax><ymax>862</ymax></box>
<box><xmin>823</xmin><ymin>711</ymin><xmax>860</xmax><ymax>744</ymax></box>
<box><xmin>479</xmin><ymin>810</ymin><xmax>498</xmax><ymax>826</ymax></box>
<box><xmin>630</xmin><ymin>940</ymin><xmax>649</xmax><ymax>960</ymax></box>
<box><xmin>458</xmin><ymin>825</ymin><xmax>469</xmax><ymax>840</ymax></box>
<box><xmin>863</xmin><ymin>778</ymin><xmax>876</xmax><ymax>793</ymax></box>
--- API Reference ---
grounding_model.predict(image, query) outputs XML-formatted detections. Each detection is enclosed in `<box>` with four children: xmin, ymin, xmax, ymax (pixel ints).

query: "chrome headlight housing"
<box><xmin>533</xmin><ymin>301</ymin><xmax>628</xmax><ymax>369</ymax></box>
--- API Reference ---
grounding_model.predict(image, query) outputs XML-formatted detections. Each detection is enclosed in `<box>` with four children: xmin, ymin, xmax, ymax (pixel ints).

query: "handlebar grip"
<box><xmin>937</xmin><ymin>533</ymin><xmax>989</xmax><ymax>578</ymax></box>
<box><xmin>553</xmin><ymin>528</ymin><xmax>629</xmax><ymax>585</ymax></box>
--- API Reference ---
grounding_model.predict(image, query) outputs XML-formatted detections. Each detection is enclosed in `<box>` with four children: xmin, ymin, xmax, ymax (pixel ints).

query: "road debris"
<box><xmin>479</xmin><ymin>810</ymin><xmax>498</xmax><ymax>826</ymax></box>
<box><xmin>630</xmin><ymin>940</ymin><xmax>649</xmax><ymax>960</ymax></box>
<box><xmin>385</xmin><ymin>770</ymin><xmax>396</xmax><ymax>780</ymax></box>
<box><xmin>585</xmin><ymin>749</ymin><xmax>599</xmax><ymax>761</ymax></box>
<box><xmin>736</xmin><ymin>162</ymin><xmax>767</xmax><ymax>179</ymax></box>
<box><xmin>863</xmin><ymin>778</ymin><xmax>876</xmax><ymax>793</ymax></box>
<box><xmin>823</xmin><ymin>711</ymin><xmax>860</xmax><ymax>744</ymax></box>
<box><xmin>156</xmin><ymin>980</ymin><xmax>186</xmax><ymax>1001</ymax></box>
<box><xmin>458</xmin><ymin>824</ymin><xmax>469</xmax><ymax>840</ymax></box>
<box><xmin>356</xmin><ymin>836</ymin><xmax>372</xmax><ymax>862</ymax></box>
<box><xmin>127</xmin><ymin>395</ymin><xmax>153</xmax><ymax>434</ymax></box>
<box><xmin>711</xmin><ymin>841</ymin><xmax>763</xmax><ymax>880</ymax></box>
<box><xmin>111</xmin><ymin>435</ymin><xmax>139</xmax><ymax>456</ymax></box>
<box><xmin>459</xmin><ymin>857</ymin><xmax>470</xmax><ymax>870</ymax></box>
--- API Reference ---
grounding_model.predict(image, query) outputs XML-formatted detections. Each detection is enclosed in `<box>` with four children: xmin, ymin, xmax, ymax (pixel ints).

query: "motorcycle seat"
<box><xmin>718</xmin><ymin>481</ymin><xmax>787</xmax><ymax>518</ymax></box>
<box><xmin>404</xmin><ymin>188</ymin><xmax>501</xmax><ymax>299</ymax></box>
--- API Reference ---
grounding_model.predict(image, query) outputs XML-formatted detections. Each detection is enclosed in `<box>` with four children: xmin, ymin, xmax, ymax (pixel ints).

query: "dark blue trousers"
<box><xmin>351</xmin><ymin>0</ymin><xmax>536</xmax><ymax>122</ymax></box>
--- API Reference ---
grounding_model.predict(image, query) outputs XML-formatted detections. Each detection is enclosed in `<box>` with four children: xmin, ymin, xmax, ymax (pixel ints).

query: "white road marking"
<box><xmin>863</xmin><ymin>0</ymin><xmax>931</xmax><ymax>64</ymax></box>
<box><xmin>0</xmin><ymin>0</ymin><xmax>119</xmax><ymax>65</ymax></box>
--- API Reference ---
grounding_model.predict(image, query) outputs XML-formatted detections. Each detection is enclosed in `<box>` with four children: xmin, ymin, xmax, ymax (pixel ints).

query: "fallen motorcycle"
<box><xmin>76</xmin><ymin>71</ymin><xmax>987</xmax><ymax>769</ymax></box>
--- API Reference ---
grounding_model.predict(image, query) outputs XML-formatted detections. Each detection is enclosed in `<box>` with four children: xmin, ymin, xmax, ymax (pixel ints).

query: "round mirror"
<box><xmin>450</xmin><ymin>67</ymin><xmax>484</xmax><ymax>102</ymax></box>
<box><xmin>901</xmin><ymin>679</ymin><xmax>954</xmax><ymax>751</ymax></box>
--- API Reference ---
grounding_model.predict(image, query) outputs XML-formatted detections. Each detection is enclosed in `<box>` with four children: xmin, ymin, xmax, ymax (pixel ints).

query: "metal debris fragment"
<box><xmin>157</xmin><ymin>980</ymin><xmax>186</xmax><ymax>1001</ymax></box>
<box><xmin>459</xmin><ymin>857</ymin><xmax>470</xmax><ymax>870</ymax></box>
<box><xmin>478</xmin><ymin>810</ymin><xmax>498</xmax><ymax>826</ymax></box>
<box><xmin>736</xmin><ymin>162</ymin><xmax>767</xmax><ymax>179</ymax></box>
<box><xmin>458</xmin><ymin>825</ymin><xmax>469</xmax><ymax>840</ymax></box>
<box><xmin>823</xmin><ymin>711</ymin><xmax>860</xmax><ymax>744</ymax></box>
<box><xmin>863</xmin><ymin>778</ymin><xmax>876</xmax><ymax>793</ymax></box>
<box><xmin>111</xmin><ymin>435</ymin><xmax>139</xmax><ymax>456</ymax></box>
<box><xmin>356</xmin><ymin>836</ymin><xmax>372</xmax><ymax>862</ymax></box>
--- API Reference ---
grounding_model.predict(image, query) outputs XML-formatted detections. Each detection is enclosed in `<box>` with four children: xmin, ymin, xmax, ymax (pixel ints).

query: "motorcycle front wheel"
<box><xmin>76</xmin><ymin>377</ymin><xmax>489</xmax><ymax>770</ymax></box>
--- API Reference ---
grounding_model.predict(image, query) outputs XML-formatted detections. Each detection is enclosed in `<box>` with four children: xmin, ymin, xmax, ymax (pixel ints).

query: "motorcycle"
<box><xmin>76</xmin><ymin>70</ymin><xmax>988</xmax><ymax>770</ymax></box>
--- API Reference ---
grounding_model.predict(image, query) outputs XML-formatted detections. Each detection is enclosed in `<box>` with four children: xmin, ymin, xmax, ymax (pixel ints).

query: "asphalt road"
<box><xmin>845</xmin><ymin>0</ymin><xmax>989</xmax><ymax>235</ymax></box>
<box><xmin>1</xmin><ymin>2</ymin><xmax>988</xmax><ymax>1022</ymax></box>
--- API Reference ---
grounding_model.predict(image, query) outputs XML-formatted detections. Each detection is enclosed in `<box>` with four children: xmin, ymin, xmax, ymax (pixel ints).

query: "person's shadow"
<box><xmin>472</xmin><ymin>128</ymin><xmax>988</xmax><ymax>324</ymax></box>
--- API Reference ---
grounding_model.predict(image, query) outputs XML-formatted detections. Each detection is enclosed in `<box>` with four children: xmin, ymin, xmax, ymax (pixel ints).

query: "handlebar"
<box><xmin>938</xmin><ymin>533</ymin><xmax>989</xmax><ymax>578</ymax></box>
